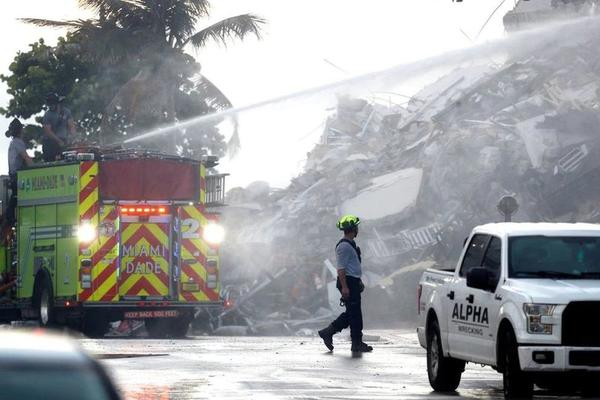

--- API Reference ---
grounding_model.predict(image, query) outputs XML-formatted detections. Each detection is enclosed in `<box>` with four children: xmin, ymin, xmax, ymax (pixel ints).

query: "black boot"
<box><xmin>351</xmin><ymin>341</ymin><xmax>373</xmax><ymax>353</ymax></box>
<box><xmin>318</xmin><ymin>325</ymin><xmax>336</xmax><ymax>351</ymax></box>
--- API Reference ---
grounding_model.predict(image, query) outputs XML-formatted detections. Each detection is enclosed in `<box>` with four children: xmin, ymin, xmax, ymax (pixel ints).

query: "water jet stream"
<box><xmin>120</xmin><ymin>16</ymin><xmax>600</xmax><ymax>147</ymax></box>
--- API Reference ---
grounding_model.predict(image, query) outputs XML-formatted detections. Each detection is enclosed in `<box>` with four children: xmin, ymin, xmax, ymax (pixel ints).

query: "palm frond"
<box><xmin>165</xmin><ymin>2</ymin><xmax>203</xmax><ymax>41</ymax></box>
<box><xmin>19</xmin><ymin>18</ymin><xmax>88</xmax><ymax>28</ymax></box>
<box><xmin>195</xmin><ymin>75</ymin><xmax>233</xmax><ymax>110</ymax></box>
<box><xmin>184</xmin><ymin>13</ymin><xmax>265</xmax><ymax>49</ymax></box>
<box><xmin>194</xmin><ymin>75</ymin><xmax>241</xmax><ymax>157</ymax></box>
<box><xmin>76</xmin><ymin>0</ymin><xmax>146</xmax><ymax>13</ymax></box>
<box><xmin>186</xmin><ymin>0</ymin><xmax>211</xmax><ymax>18</ymax></box>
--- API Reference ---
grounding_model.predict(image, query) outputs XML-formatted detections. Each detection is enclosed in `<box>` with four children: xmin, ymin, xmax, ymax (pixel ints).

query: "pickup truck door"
<box><xmin>447</xmin><ymin>234</ymin><xmax>502</xmax><ymax>364</ymax></box>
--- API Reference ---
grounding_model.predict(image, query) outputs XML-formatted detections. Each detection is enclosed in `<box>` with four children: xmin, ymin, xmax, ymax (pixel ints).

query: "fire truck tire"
<box><xmin>191</xmin><ymin>311</ymin><xmax>214</xmax><ymax>334</ymax></box>
<box><xmin>145</xmin><ymin>318</ymin><xmax>169</xmax><ymax>338</ymax></box>
<box><xmin>34</xmin><ymin>273</ymin><xmax>55</xmax><ymax>328</ymax></box>
<box><xmin>169</xmin><ymin>316</ymin><xmax>192</xmax><ymax>338</ymax></box>
<box><xmin>82</xmin><ymin>314</ymin><xmax>110</xmax><ymax>338</ymax></box>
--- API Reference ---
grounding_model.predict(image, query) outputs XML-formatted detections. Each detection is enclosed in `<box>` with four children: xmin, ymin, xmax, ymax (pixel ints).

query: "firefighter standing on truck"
<box><xmin>318</xmin><ymin>215</ymin><xmax>373</xmax><ymax>354</ymax></box>
<box><xmin>4</xmin><ymin>118</ymin><xmax>32</xmax><ymax>228</ymax></box>
<box><xmin>42</xmin><ymin>92</ymin><xmax>76</xmax><ymax>162</ymax></box>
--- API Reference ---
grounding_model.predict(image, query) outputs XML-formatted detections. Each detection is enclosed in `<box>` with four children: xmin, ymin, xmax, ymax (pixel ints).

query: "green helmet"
<box><xmin>337</xmin><ymin>215</ymin><xmax>360</xmax><ymax>230</ymax></box>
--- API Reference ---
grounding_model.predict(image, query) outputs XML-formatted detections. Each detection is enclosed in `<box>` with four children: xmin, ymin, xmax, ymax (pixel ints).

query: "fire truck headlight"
<box><xmin>203</xmin><ymin>223</ymin><xmax>225</xmax><ymax>245</ymax></box>
<box><xmin>77</xmin><ymin>222</ymin><xmax>97</xmax><ymax>244</ymax></box>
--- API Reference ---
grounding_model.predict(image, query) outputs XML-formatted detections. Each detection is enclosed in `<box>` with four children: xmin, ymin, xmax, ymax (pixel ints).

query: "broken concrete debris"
<box><xmin>214</xmin><ymin>15</ymin><xmax>600</xmax><ymax>335</ymax></box>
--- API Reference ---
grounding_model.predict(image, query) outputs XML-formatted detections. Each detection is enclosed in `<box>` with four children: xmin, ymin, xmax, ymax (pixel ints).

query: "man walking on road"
<box><xmin>318</xmin><ymin>215</ymin><xmax>373</xmax><ymax>354</ymax></box>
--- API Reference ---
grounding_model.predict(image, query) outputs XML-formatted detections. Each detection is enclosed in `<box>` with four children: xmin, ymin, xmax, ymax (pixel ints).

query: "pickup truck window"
<box><xmin>509</xmin><ymin>236</ymin><xmax>600</xmax><ymax>278</ymax></box>
<box><xmin>459</xmin><ymin>234</ymin><xmax>490</xmax><ymax>277</ymax></box>
<box><xmin>481</xmin><ymin>236</ymin><xmax>502</xmax><ymax>285</ymax></box>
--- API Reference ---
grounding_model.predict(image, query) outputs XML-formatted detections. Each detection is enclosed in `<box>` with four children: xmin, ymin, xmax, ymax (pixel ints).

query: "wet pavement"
<box><xmin>81</xmin><ymin>330</ymin><xmax>578</xmax><ymax>400</ymax></box>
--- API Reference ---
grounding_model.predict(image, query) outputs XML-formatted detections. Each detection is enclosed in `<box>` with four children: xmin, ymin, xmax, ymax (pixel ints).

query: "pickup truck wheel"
<box><xmin>502</xmin><ymin>330</ymin><xmax>533</xmax><ymax>399</ymax></box>
<box><xmin>427</xmin><ymin>319</ymin><xmax>464</xmax><ymax>392</ymax></box>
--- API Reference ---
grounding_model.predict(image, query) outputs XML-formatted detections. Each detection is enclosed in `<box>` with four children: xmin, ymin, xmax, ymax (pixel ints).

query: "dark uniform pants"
<box><xmin>331</xmin><ymin>276</ymin><xmax>363</xmax><ymax>343</ymax></box>
<box><xmin>42</xmin><ymin>138</ymin><xmax>63</xmax><ymax>162</ymax></box>
<box><xmin>5</xmin><ymin>175</ymin><xmax>17</xmax><ymax>226</ymax></box>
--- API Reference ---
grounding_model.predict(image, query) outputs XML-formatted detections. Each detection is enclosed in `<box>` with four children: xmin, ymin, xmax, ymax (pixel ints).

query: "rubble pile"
<box><xmin>217</xmin><ymin>17</ymin><xmax>600</xmax><ymax>334</ymax></box>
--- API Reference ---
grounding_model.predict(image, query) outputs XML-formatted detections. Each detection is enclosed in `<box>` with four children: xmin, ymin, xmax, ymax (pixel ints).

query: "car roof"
<box><xmin>0</xmin><ymin>330</ymin><xmax>91</xmax><ymax>366</ymax></box>
<box><xmin>474</xmin><ymin>222</ymin><xmax>600</xmax><ymax>237</ymax></box>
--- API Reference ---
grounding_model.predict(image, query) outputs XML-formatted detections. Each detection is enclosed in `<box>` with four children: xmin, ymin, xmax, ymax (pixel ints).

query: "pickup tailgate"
<box><xmin>418</xmin><ymin>268</ymin><xmax>454</xmax><ymax>347</ymax></box>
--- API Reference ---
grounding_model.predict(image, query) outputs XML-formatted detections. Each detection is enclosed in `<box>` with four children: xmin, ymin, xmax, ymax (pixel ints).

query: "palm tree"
<box><xmin>23</xmin><ymin>0</ymin><xmax>265</xmax><ymax>153</ymax></box>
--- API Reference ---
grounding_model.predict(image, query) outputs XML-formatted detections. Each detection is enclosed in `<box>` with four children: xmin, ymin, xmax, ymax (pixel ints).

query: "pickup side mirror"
<box><xmin>467</xmin><ymin>267</ymin><xmax>492</xmax><ymax>291</ymax></box>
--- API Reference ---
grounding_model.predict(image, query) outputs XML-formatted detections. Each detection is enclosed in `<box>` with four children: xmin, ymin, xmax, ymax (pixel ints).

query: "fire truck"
<box><xmin>0</xmin><ymin>149</ymin><xmax>227</xmax><ymax>337</ymax></box>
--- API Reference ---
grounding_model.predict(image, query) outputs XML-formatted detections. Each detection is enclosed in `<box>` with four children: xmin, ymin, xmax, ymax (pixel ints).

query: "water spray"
<box><xmin>118</xmin><ymin>15</ymin><xmax>600</xmax><ymax>147</ymax></box>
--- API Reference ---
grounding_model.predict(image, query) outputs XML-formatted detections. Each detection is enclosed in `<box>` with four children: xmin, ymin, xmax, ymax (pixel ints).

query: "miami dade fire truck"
<box><xmin>0</xmin><ymin>149</ymin><xmax>227</xmax><ymax>337</ymax></box>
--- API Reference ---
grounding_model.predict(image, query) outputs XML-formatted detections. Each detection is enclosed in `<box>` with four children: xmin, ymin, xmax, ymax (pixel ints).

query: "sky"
<box><xmin>0</xmin><ymin>0</ymin><xmax>520</xmax><ymax>189</ymax></box>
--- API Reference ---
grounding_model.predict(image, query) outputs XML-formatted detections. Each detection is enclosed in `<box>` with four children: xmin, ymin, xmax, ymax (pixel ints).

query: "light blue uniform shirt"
<box><xmin>336</xmin><ymin>240</ymin><xmax>362</xmax><ymax>278</ymax></box>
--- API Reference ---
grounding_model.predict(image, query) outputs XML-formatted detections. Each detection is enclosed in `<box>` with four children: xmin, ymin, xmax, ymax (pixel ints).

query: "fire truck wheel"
<box><xmin>145</xmin><ymin>318</ymin><xmax>169</xmax><ymax>338</ymax></box>
<box><xmin>82</xmin><ymin>314</ymin><xmax>110</xmax><ymax>338</ymax></box>
<box><xmin>34</xmin><ymin>274</ymin><xmax>55</xmax><ymax>328</ymax></box>
<box><xmin>169</xmin><ymin>316</ymin><xmax>192</xmax><ymax>338</ymax></box>
<box><xmin>191</xmin><ymin>311</ymin><xmax>214</xmax><ymax>334</ymax></box>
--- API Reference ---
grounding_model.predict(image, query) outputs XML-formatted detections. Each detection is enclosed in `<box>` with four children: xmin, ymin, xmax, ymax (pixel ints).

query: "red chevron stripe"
<box><xmin>127</xmin><ymin>222</ymin><xmax>168</xmax><ymax>238</ymax></box>
<box><xmin>122</xmin><ymin>224</ymin><xmax>167</xmax><ymax>248</ymax></box>
<box><xmin>100</xmin><ymin>283</ymin><xmax>117</xmax><ymax>301</ymax></box>
<box><xmin>181</xmin><ymin>264</ymin><xmax>218</xmax><ymax>301</ymax></box>
<box><xmin>92</xmin><ymin>235</ymin><xmax>117</xmax><ymax>266</ymax></box>
<box><xmin>182</xmin><ymin>264</ymin><xmax>203</xmax><ymax>285</ymax></box>
<box><xmin>181</xmin><ymin>239</ymin><xmax>206</xmax><ymax>265</ymax></box>
<box><xmin>102</xmin><ymin>206</ymin><xmax>118</xmax><ymax>221</ymax></box>
<box><xmin>79</xmin><ymin>161</ymin><xmax>94</xmax><ymax>178</ymax></box>
<box><xmin>180</xmin><ymin>205</ymin><xmax>207</xmax><ymax>219</ymax></box>
<box><xmin>179</xmin><ymin>208</ymin><xmax>191</xmax><ymax>220</ymax></box>
<box><xmin>181</xmin><ymin>290</ymin><xmax>197</xmax><ymax>302</ymax></box>
<box><xmin>80</xmin><ymin>203</ymin><xmax>99</xmax><ymax>222</ymax></box>
<box><xmin>203</xmin><ymin>287</ymin><xmax>219</xmax><ymax>301</ymax></box>
<box><xmin>79</xmin><ymin>288</ymin><xmax>93</xmax><ymax>302</ymax></box>
<box><xmin>126</xmin><ymin>277</ymin><xmax>161</xmax><ymax>296</ymax></box>
<box><xmin>92</xmin><ymin>259</ymin><xmax>117</xmax><ymax>291</ymax></box>
<box><xmin>79</xmin><ymin>177</ymin><xmax>98</xmax><ymax>205</ymax></box>
<box><xmin>156</xmin><ymin>268</ymin><xmax>169</xmax><ymax>288</ymax></box>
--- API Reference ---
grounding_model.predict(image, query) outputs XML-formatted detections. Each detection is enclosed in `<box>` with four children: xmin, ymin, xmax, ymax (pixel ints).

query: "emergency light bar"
<box><xmin>120</xmin><ymin>206</ymin><xmax>169</xmax><ymax>216</ymax></box>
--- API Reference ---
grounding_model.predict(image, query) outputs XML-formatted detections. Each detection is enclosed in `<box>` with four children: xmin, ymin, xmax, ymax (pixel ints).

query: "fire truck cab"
<box><xmin>0</xmin><ymin>149</ymin><xmax>227</xmax><ymax>337</ymax></box>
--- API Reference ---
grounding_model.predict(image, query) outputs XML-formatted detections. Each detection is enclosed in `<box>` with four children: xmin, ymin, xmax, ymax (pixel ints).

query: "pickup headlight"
<box><xmin>523</xmin><ymin>304</ymin><xmax>556</xmax><ymax>334</ymax></box>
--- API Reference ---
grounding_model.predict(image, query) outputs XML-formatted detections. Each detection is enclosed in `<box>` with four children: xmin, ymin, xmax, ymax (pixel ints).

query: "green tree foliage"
<box><xmin>2</xmin><ymin>0</ymin><xmax>265</xmax><ymax>158</ymax></box>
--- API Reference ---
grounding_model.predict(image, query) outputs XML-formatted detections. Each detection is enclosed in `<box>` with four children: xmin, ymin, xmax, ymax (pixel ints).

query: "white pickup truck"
<box><xmin>417</xmin><ymin>223</ymin><xmax>600</xmax><ymax>399</ymax></box>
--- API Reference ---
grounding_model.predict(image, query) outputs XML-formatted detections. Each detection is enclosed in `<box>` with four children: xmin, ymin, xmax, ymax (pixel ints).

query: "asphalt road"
<box><xmin>81</xmin><ymin>330</ymin><xmax>578</xmax><ymax>400</ymax></box>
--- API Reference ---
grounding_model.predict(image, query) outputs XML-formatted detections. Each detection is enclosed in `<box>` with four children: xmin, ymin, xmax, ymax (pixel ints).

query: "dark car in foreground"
<box><xmin>0</xmin><ymin>329</ymin><xmax>121</xmax><ymax>400</ymax></box>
